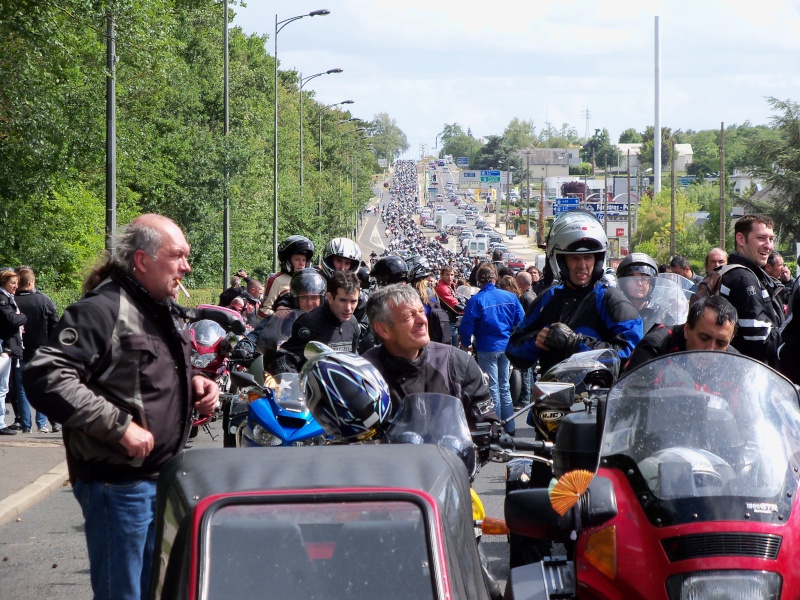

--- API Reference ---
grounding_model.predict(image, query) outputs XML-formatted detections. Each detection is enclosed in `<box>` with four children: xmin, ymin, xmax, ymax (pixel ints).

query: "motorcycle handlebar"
<box><xmin>510</xmin><ymin>438</ymin><xmax>548</xmax><ymax>452</ymax></box>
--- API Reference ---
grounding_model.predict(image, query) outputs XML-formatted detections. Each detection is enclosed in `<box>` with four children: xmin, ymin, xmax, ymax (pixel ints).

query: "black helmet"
<box><xmin>371</xmin><ymin>256</ymin><xmax>408</xmax><ymax>286</ymax></box>
<box><xmin>546</xmin><ymin>209</ymin><xmax>607</xmax><ymax>284</ymax></box>
<box><xmin>278</xmin><ymin>235</ymin><xmax>314</xmax><ymax>275</ymax></box>
<box><xmin>321</xmin><ymin>237</ymin><xmax>361</xmax><ymax>279</ymax></box>
<box><xmin>405</xmin><ymin>255</ymin><xmax>432</xmax><ymax>283</ymax></box>
<box><xmin>617</xmin><ymin>252</ymin><xmax>658</xmax><ymax>278</ymax></box>
<box><xmin>289</xmin><ymin>268</ymin><xmax>326</xmax><ymax>297</ymax></box>
<box><xmin>356</xmin><ymin>264</ymin><xmax>371</xmax><ymax>289</ymax></box>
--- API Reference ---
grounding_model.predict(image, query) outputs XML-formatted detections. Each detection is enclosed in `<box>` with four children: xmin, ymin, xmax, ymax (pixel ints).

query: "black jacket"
<box><xmin>15</xmin><ymin>289</ymin><xmax>59</xmax><ymax>362</ymax></box>
<box><xmin>624</xmin><ymin>323</ymin><xmax>739</xmax><ymax>373</ymax></box>
<box><xmin>270</xmin><ymin>302</ymin><xmax>360</xmax><ymax>374</ymax></box>
<box><xmin>778</xmin><ymin>278</ymin><xmax>800</xmax><ymax>384</ymax></box>
<box><xmin>24</xmin><ymin>269</ymin><xmax>193</xmax><ymax>483</ymax></box>
<box><xmin>720</xmin><ymin>252</ymin><xmax>783</xmax><ymax>365</ymax></box>
<box><xmin>362</xmin><ymin>342</ymin><xmax>498</xmax><ymax>428</ymax></box>
<box><xmin>0</xmin><ymin>288</ymin><xmax>26</xmax><ymax>359</ymax></box>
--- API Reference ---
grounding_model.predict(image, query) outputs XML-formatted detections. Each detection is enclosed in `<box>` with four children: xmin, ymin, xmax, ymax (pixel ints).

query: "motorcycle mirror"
<box><xmin>230</xmin><ymin>370</ymin><xmax>263</xmax><ymax>391</ymax></box>
<box><xmin>534</xmin><ymin>381</ymin><xmax>575</xmax><ymax>407</ymax></box>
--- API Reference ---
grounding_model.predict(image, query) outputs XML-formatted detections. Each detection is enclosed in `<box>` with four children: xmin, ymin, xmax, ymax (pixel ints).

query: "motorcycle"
<box><xmin>506</xmin><ymin>349</ymin><xmax>620</xmax><ymax>567</ymax></box>
<box><xmin>435</xmin><ymin>231</ymin><xmax>450</xmax><ymax>244</ymax></box>
<box><xmin>228</xmin><ymin>369</ymin><xmax>325</xmax><ymax>447</ymax></box>
<box><xmin>505</xmin><ymin>351</ymin><xmax>800</xmax><ymax>599</ymax></box>
<box><xmin>186</xmin><ymin>304</ymin><xmax>247</xmax><ymax>439</ymax></box>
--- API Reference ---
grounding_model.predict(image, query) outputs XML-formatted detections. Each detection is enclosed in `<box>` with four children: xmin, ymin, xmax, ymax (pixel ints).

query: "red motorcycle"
<box><xmin>505</xmin><ymin>351</ymin><xmax>800</xmax><ymax>599</ymax></box>
<box><xmin>187</xmin><ymin>304</ymin><xmax>246</xmax><ymax>436</ymax></box>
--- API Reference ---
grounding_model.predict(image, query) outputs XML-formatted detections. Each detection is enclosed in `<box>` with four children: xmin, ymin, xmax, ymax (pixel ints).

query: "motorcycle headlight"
<box><xmin>191</xmin><ymin>353</ymin><xmax>215</xmax><ymax>368</ymax></box>
<box><xmin>252</xmin><ymin>424</ymin><xmax>283</xmax><ymax>447</ymax></box>
<box><xmin>666</xmin><ymin>570</ymin><xmax>781</xmax><ymax>600</ymax></box>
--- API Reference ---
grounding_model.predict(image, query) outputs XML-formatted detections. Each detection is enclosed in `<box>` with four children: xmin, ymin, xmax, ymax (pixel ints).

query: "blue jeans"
<box><xmin>449</xmin><ymin>321</ymin><xmax>459</xmax><ymax>347</ymax></box>
<box><xmin>72</xmin><ymin>479</ymin><xmax>158</xmax><ymax>600</ymax></box>
<box><xmin>13</xmin><ymin>360</ymin><xmax>47</xmax><ymax>430</ymax></box>
<box><xmin>0</xmin><ymin>353</ymin><xmax>11</xmax><ymax>429</ymax></box>
<box><xmin>477</xmin><ymin>350</ymin><xmax>514</xmax><ymax>433</ymax></box>
<box><xmin>518</xmin><ymin>367</ymin><xmax>532</xmax><ymax>406</ymax></box>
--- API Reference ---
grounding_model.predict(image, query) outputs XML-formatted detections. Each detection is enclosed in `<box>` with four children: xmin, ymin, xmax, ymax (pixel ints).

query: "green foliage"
<box><xmin>569</xmin><ymin>163</ymin><xmax>593</xmax><ymax>176</ymax></box>
<box><xmin>633</xmin><ymin>186</ymin><xmax>704</xmax><ymax>263</ymax></box>
<box><xmin>580</xmin><ymin>128</ymin><xmax>618</xmax><ymax>167</ymax></box>
<box><xmin>618</xmin><ymin>128</ymin><xmax>642</xmax><ymax>144</ymax></box>
<box><xmin>503</xmin><ymin>118</ymin><xmax>537</xmax><ymax>151</ymax></box>
<box><xmin>639</xmin><ymin>126</ymin><xmax>673</xmax><ymax>169</ymax></box>
<box><xmin>0</xmin><ymin>0</ymin><xmax>384</xmax><ymax>298</ymax></box>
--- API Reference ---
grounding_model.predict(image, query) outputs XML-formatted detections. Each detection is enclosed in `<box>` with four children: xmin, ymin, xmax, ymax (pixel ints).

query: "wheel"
<box><xmin>509</xmin><ymin>368</ymin><xmax>523</xmax><ymax>406</ymax></box>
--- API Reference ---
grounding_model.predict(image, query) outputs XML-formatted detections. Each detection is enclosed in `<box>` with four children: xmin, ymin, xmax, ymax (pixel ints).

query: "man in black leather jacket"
<box><xmin>362</xmin><ymin>284</ymin><xmax>498</xmax><ymax>428</ymax></box>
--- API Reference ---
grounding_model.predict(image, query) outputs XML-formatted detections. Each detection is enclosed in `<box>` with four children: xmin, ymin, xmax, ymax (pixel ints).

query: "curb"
<box><xmin>0</xmin><ymin>460</ymin><xmax>70</xmax><ymax>527</ymax></box>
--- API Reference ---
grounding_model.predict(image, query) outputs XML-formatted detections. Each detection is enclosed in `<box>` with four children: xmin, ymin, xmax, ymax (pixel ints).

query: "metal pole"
<box><xmin>526</xmin><ymin>154</ymin><xmax>531</xmax><ymax>237</ymax></box>
<box><xmin>670</xmin><ymin>139</ymin><xmax>676</xmax><ymax>256</ymax></box>
<box><xmin>318</xmin><ymin>107</ymin><xmax>323</xmax><ymax>217</ymax></box>
<box><xmin>222</xmin><ymin>0</ymin><xmax>230</xmax><ymax>288</ymax></box>
<box><xmin>654</xmin><ymin>16</ymin><xmax>662</xmax><ymax>194</ymax></box>
<box><xmin>538</xmin><ymin>175</ymin><xmax>545</xmax><ymax>245</ymax></box>
<box><xmin>719</xmin><ymin>122</ymin><xmax>726</xmax><ymax>249</ymax></box>
<box><xmin>603</xmin><ymin>157</ymin><xmax>608</xmax><ymax>235</ymax></box>
<box><xmin>272</xmin><ymin>15</ymin><xmax>279</xmax><ymax>272</ymax></box>
<box><xmin>105</xmin><ymin>11</ymin><xmax>116</xmax><ymax>256</ymax></box>
<box><xmin>627</xmin><ymin>149</ymin><xmax>632</xmax><ymax>254</ymax></box>
<box><xmin>299</xmin><ymin>71</ymin><xmax>304</xmax><ymax>200</ymax></box>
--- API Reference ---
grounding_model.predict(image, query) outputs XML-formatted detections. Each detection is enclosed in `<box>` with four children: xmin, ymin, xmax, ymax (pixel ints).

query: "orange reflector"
<box><xmin>583</xmin><ymin>526</ymin><xmax>616</xmax><ymax>580</ymax></box>
<box><xmin>480</xmin><ymin>517</ymin><xmax>510</xmax><ymax>536</ymax></box>
<box><xmin>247</xmin><ymin>391</ymin><xmax>262</xmax><ymax>403</ymax></box>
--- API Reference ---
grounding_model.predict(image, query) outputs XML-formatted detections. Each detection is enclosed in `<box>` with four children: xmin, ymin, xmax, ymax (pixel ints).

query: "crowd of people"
<box><xmin>4</xmin><ymin>158</ymin><xmax>800</xmax><ymax>600</ymax></box>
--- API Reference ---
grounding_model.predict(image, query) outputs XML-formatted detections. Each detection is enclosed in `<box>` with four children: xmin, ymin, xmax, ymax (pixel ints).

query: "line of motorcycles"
<box><xmin>184</xmin><ymin>302</ymin><xmax>800</xmax><ymax>599</ymax></box>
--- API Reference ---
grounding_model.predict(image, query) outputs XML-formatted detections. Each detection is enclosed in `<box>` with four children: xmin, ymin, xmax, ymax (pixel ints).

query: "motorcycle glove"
<box><xmin>543</xmin><ymin>322</ymin><xmax>583</xmax><ymax>354</ymax></box>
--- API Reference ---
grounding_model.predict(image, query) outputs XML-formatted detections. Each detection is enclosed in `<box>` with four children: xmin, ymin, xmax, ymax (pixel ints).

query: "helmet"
<box><xmin>638</xmin><ymin>447</ymin><xmax>736</xmax><ymax>498</ymax></box>
<box><xmin>321</xmin><ymin>238</ymin><xmax>361</xmax><ymax>279</ymax></box>
<box><xmin>405</xmin><ymin>255</ymin><xmax>432</xmax><ymax>283</ymax></box>
<box><xmin>371</xmin><ymin>256</ymin><xmax>408</xmax><ymax>286</ymax></box>
<box><xmin>356</xmin><ymin>264</ymin><xmax>371</xmax><ymax>289</ymax></box>
<box><xmin>289</xmin><ymin>268</ymin><xmax>326</xmax><ymax>297</ymax></box>
<box><xmin>617</xmin><ymin>252</ymin><xmax>658</xmax><ymax>278</ymax></box>
<box><xmin>546</xmin><ymin>209</ymin><xmax>607</xmax><ymax>284</ymax></box>
<box><xmin>278</xmin><ymin>235</ymin><xmax>314</xmax><ymax>275</ymax></box>
<box><xmin>301</xmin><ymin>342</ymin><xmax>392</xmax><ymax>442</ymax></box>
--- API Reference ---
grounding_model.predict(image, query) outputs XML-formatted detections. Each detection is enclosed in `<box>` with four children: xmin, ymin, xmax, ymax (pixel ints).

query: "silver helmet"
<box><xmin>546</xmin><ymin>209</ymin><xmax>607</xmax><ymax>285</ymax></box>
<box><xmin>321</xmin><ymin>237</ymin><xmax>362</xmax><ymax>279</ymax></box>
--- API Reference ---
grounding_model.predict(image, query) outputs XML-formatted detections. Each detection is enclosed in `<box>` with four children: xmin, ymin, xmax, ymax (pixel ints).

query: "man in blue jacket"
<box><xmin>460</xmin><ymin>262</ymin><xmax>524</xmax><ymax>434</ymax></box>
<box><xmin>506</xmin><ymin>210</ymin><xmax>643</xmax><ymax>374</ymax></box>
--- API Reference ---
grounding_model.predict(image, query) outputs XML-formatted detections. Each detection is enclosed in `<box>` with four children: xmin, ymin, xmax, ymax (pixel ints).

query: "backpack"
<box><xmin>689</xmin><ymin>264</ymin><xmax>751</xmax><ymax>307</ymax></box>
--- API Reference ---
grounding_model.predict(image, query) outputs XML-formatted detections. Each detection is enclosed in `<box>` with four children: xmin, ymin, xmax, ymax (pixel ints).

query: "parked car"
<box><xmin>506</xmin><ymin>255</ymin><xmax>525</xmax><ymax>270</ymax></box>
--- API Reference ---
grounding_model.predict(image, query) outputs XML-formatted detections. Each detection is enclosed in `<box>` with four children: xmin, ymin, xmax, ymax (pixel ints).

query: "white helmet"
<box><xmin>321</xmin><ymin>238</ymin><xmax>362</xmax><ymax>279</ymax></box>
<box><xmin>546</xmin><ymin>209</ymin><xmax>607</xmax><ymax>284</ymax></box>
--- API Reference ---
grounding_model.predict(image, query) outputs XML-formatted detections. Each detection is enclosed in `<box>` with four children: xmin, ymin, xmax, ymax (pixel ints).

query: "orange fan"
<box><xmin>550</xmin><ymin>470</ymin><xmax>594</xmax><ymax>516</ymax></box>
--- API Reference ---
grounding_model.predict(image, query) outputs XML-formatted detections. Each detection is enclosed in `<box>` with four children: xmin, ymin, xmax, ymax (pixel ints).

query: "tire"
<box><xmin>510</xmin><ymin>368</ymin><xmax>522</xmax><ymax>406</ymax></box>
<box><xmin>221</xmin><ymin>396</ymin><xmax>236</xmax><ymax>448</ymax></box>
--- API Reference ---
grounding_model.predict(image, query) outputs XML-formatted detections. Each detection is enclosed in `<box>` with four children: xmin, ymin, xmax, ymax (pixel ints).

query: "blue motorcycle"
<box><xmin>228</xmin><ymin>370</ymin><xmax>325</xmax><ymax>447</ymax></box>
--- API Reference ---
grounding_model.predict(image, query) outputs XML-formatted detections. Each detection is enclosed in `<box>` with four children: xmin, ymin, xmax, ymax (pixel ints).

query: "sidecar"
<box><xmin>148</xmin><ymin>444</ymin><xmax>492</xmax><ymax>600</ymax></box>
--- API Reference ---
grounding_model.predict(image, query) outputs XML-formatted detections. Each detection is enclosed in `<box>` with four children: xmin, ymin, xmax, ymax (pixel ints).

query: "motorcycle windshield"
<box><xmin>541</xmin><ymin>348</ymin><xmax>621</xmax><ymax>386</ymax></box>
<box><xmin>602</xmin><ymin>351</ymin><xmax>800</xmax><ymax>525</ymax></box>
<box><xmin>383</xmin><ymin>393</ymin><xmax>476</xmax><ymax>478</ymax></box>
<box><xmin>617</xmin><ymin>276</ymin><xmax>689</xmax><ymax>332</ymax></box>
<box><xmin>264</xmin><ymin>372</ymin><xmax>307</xmax><ymax>413</ymax></box>
<box><xmin>256</xmin><ymin>310</ymin><xmax>302</xmax><ymax>357</ymax></box>
<box><xmin>189</xmin><ymin>320</ymin><xmax>226</xmax><ymax>347</ymax></box>
<box><xmin>658</xmin><ymin>272</ymin><xmax>695</xmax><ymax>300</ymax></box>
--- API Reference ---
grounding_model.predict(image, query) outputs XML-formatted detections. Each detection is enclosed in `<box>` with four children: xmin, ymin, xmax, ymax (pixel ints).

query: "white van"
<box><xmin>467</xmin><ymin>239</ymin><xmax>488</xmax><ymax>258</ymax></box>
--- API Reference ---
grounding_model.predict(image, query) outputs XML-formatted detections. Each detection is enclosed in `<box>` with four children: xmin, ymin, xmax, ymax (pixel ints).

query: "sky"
<box><xmin>231</xmin><ymin>0</ymin><xmax>800</xmax><ymax>159</ymax></box>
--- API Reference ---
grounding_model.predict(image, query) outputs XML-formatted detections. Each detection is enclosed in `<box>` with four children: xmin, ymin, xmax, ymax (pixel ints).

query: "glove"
<box><xmin>544</xmin><ymin>322</ymin><xmax>581</xmax><ymax>354</ymax></box>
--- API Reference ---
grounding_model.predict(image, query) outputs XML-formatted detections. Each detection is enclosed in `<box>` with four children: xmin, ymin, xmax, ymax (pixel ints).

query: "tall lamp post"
<box><xmin>299</xmin><ymin>68</ymin><xmax>342</xmax><ymax>200</ymax></box>
<box><xmin>318</xmin><ymin>100</ymin><xmax>354</xmax><ymax>216</ymax></box>
<box><xmin>273</xmin><ymin>9</ymin><xmax>330</xmax><ymax>272</ymax></box>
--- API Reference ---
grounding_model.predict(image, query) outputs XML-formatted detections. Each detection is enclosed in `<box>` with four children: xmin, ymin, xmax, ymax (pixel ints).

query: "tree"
<box><xmin>440</xmin><ymin>123</ymin><xmax>482</xmax><ymax>164</ymax></box>
<box><xmin>747</xmin><ymin>97</ymin><xmax>800</xmax><ymax>243</ymax></box>
<box><xmin>639</xmin><ymin>126</ymin><xmax>673</xmax><ymax>169</ymax></box>
<box><xmin>634</xmin><ymin>186</ymin><xmax>703</xmax><ymax>264</ymax></box>
<box><xmin>580</xmin><ymin>128</ymin><xmax>618</xmax><ymax>167</ymax></box>
<box><xmin>472</xmin><ymin>135</ymin><xmax>520</xmax><ymax>172</ymax></box>
<box><xmin>503</xmin><ymin>118</ymin><xmax>537</xmax><ymax>151</ymax></box>
<box><xmin>618</xmin><ymin>128</ymin><xmax>642</xmax><ymax>143</ymax></box>
<box><xmin>368</xmin><ymin>112</ymin><xmax>409</xmax><ymax>162</ymax></box>
<box><xmin>539</xmin><ymin>122</ymin><xmax>579</xmax><ymax>148</ymax></box>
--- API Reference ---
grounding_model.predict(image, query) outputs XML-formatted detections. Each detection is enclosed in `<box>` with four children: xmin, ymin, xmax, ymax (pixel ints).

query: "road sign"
<box><xmin>427</xmin><ymin>187</ymin><xmax>437</xmax><ymax>192</ymax></box>
<box><xmin>555</xmin><ymin>197</ymin><xmax>580</xmax><ymax>206</ymax></box>
<box><xmin>457</xmin><ymin>157</ymin><xmax>469</xmax><ymax>166</ymax></box>
<box><xmin>480</xmin><ymin>170</ymin><xmax>501</xmax><ymax>183</ymax></box>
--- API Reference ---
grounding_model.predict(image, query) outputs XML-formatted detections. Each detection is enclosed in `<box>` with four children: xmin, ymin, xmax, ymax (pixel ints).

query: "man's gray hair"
<box><xmin>115</xmin><ymin>221</ymin><xmax>163</xmax><ymax>273</ymax></box>
<box><xmin>366</xmin><ymin>284</ymin><xmax>421</xmax><ymax>336</ymax></box>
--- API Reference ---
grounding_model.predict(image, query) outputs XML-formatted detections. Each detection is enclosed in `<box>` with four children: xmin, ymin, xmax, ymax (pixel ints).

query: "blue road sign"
<box><xmin>457</xmin><ymin>156</ymin><xmax>469</xmax><ymax>166</ymax></box>
<box><xmin>555</xmin><ymin>197</ymin><xmax>580</xmax><ymax>206</ymax></box>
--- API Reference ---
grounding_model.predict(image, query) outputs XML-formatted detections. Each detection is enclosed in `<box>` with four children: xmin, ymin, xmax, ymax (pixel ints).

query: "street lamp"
<box><xmin>318</xmin><ymin>100</ymin><xmax>354</xmax><ymax>216</ymax></box>
<box><xmin>273</xmin><ymin>9</ymin><xmax>330</xmax><ymax>272</ymax></box>
<box><xmin>299</xmin><ymin>68</ymin><xmax>343</xmax><ymax>199</ymax></box>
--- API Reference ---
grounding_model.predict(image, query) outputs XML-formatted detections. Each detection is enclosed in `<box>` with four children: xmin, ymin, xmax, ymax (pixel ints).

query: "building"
<box><xmin>615</xmin><ymin>143</ymin><xmax>694</xmax><ymax>173</ymax></box>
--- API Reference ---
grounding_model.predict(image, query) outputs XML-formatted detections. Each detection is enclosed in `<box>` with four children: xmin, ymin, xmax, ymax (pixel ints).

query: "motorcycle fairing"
<box><xmin>150</xmin><ymin>444</ymin><xmax>492</xmax><ymax>600</ymax></box>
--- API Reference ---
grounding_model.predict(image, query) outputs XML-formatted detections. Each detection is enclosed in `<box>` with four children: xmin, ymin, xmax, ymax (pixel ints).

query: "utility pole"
<box><xmin>538</xmin><ymin>176</ymin><xmax>545</xmax><ymax>246</ymax></box>
<box><xmin>526</xmin><ymin>153</ymin><xmax>531</xmax><ymax>237</ymax></box>
<box><xmin>719</xmin><ymin>122</ymin><xmax>726</xmax><ymax>249</ymax></box>
<box><xmin>670</xmin><ymin>139</ymin><xmax>676</xmax><ymax>256</ymax></box>
<box><xmin>105</xmin><ymin>10</ymin><xmax>116</xmax><ymax>256</ymax></box>
<box><xmin>626</xmin><ymin>149</ymin><xmax>632</xmax><ymax>255</ymax></box>
<box><xmin>603</xmin><ymin>157</ymin><xmax>608</xmax><ymax>236</ymax></box>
